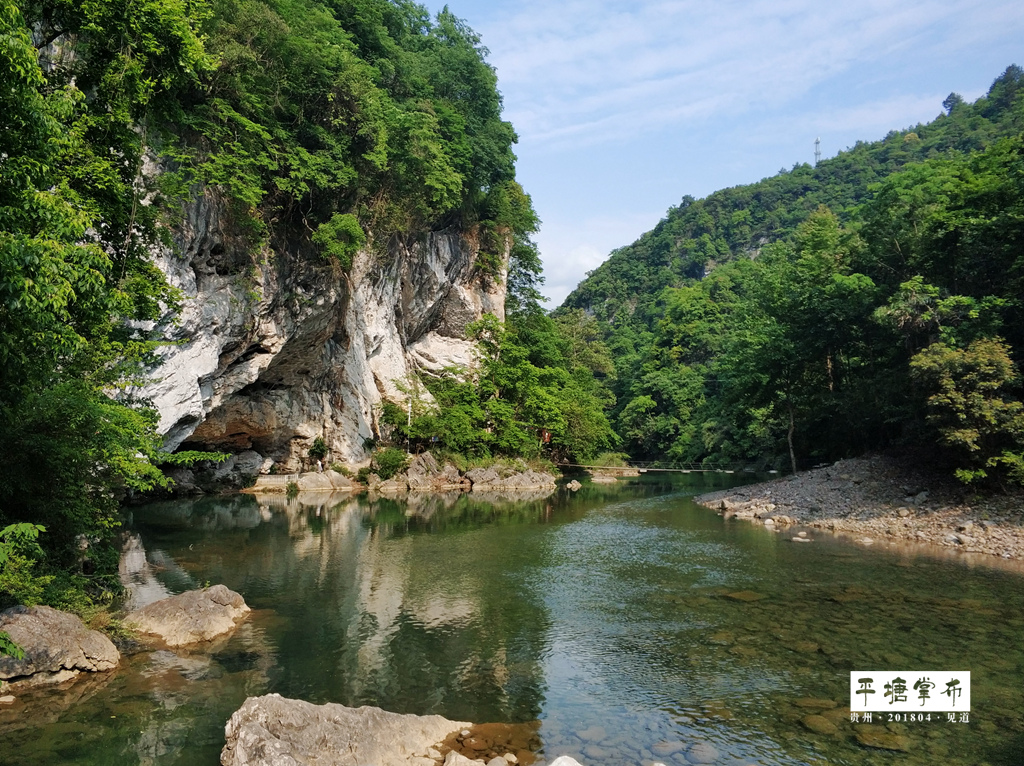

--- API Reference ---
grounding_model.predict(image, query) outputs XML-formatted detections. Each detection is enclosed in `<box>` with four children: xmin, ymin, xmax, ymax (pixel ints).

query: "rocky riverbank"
<box><xmin>695</xmin><ymin>455</ymin><xmax>1024</xmax><ymax>561</ymax></box>
<box><xmin>246</xmin><ymin>454</ymin><xmax>558</xmax><ymax>496</ymax></box>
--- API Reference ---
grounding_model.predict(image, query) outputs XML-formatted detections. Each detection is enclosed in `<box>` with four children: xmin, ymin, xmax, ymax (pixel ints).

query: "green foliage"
<box><xmin>308</xmin><ymin>437</ymin><xmax>329</xmax><ymax>461</ymax></box>
<box><xmin>385</xmin><ymin>310</ymin><xmax>617</xmax><ymax>464</ymax></box>
<box><xmin>0</xmin><ymin>0</ymin><xmax>215</xmax><ymax>611</ymax></box>
<box><xmin>154</xmin><ymin>451</ymin><xmax>231</xmax><ymax>466</ymax></box>
<box><xmin>591</xmin><ymin>452</ymin><xmax>630</xmax><ymax>468</ymax></box>
<box><xmin>312</xmin><ymin>214</ymin><xmax>366</xmax><ymax>268</ymax></box>
<box><xmin>910</xmin><ymin>338</ymin><xmax>1024</xmax><ymax>482</ymax></box>
<box><xmin>0</xmin><ymin>631</ymin><xmax>24</xmax><ymax>660</ymax></box>
<box><xmin>286</xmin><ymin>481</ymin><xmax>299</xmax><ymax>498</ymax></box>
<box><xmin>371</xmin><ymin>448</ymin><xmax>409</xmax><ymax>480</ymax></box>
<box><xmin>564</xmin><ymin>65</ymin><xmax>1024</xmax><ymax>327</ymax></box>
<box><xmin>160</xmin><ymin>0</ymin><xmax>532</xmax><ymax>258</ymax></box>
<box><xmin>0</xmin><ymin>524</ymin><xmax>49</xmax><ymax>609</ymax></box>
<box><xmin>561</xmin><ymin>67</ymin><xmax>1024</xmax><ymax>483</ymax></box>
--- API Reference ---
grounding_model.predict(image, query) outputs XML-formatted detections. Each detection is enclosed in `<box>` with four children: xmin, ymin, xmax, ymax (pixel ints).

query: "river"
<box><xmin>2</xmin><ymin>475</ymin><xmax>1022</xmax><ymax>765</ymax></box>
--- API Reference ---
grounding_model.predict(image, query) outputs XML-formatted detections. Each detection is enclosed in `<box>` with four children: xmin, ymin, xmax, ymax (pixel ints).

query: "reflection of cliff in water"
<box><xmin>128</xmin><ymin>492</ymin><xmax>552</xmax><ymax>723</ymax></box>
<box><xmin>119</xmin><ymin>615</ymin><xmax>278</xmax><ymax>766</ymax></box>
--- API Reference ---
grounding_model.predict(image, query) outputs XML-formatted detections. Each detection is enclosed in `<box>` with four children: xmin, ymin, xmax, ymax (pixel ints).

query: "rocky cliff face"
<box><xmin>140</xmin><ymin>190</ymin><xmax>505</xmax><ymax>474</ymax></box>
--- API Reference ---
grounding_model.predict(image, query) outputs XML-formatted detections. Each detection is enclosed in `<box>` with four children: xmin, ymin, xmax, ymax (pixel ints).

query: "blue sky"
<box><xmin>423</xmin><ymin>0</ymin><xmax>1024</xmax><ymax>307</ymax></box>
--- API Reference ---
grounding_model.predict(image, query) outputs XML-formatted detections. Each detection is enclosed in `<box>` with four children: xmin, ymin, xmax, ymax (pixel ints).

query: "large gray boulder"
<box><xmin>368</xmin><ymin>472</ymin><xmax>410</xmax><ymax>493</ymax></box>
<box><xmin>406</xmin><ymin>454</ymin><xmax>468</xmax><ymax>491</ymax></box>
<box><xmin>221</xmin><ymin>694</ymin><xmax>471</xmax><ymax>766</ymax></box>
<box><xmin>296</xmin><ymin>470</ymin><xmax>359</xmax><ymax>492</ymax></box>
<box><xmin>466</xmin><ymin>467</ymin><xmax>556</xmax><ymax>491</ymax></box>
<box><xmin>0</xmin><ymin>605</ymin><xmax>119</xmax><ymax>690</ymax></box>
<box><xmin>246</xmin><ymin>470</ymin><xmax>358</xmax><ymax>493</ymax></box>
<box><xmin>126</xmin><ymin>584</ymin><xmax>250</xmax><ymax>647</ymax></box>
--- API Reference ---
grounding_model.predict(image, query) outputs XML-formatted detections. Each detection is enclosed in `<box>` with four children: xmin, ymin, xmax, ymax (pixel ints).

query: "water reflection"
<box><xmin>4</xmin><ymin>477</ymin><xmax>1024</xmax><ymax>766</ymax></box>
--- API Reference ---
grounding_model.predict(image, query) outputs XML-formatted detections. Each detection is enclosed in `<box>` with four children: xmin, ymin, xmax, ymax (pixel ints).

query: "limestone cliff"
<box><xmin>140</xmin><ymin>190</ymin><xmax>505</xmax><ymax>475</ymax></box>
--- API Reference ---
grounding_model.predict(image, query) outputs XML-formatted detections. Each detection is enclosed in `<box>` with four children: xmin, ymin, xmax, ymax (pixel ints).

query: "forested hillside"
<box><xmin>0</xmin><ymin>0</ymin><xmax>617</xmax><ymax>617</ymax></box>
<box><xmin>561</xmin><ymin>67</ymin><xmax>1024</xmax><ymax>481</ymax></box>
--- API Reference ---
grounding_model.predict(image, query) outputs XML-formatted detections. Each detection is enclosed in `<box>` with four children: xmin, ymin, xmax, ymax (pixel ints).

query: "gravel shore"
<box><xmin>694</xmin><ymin>455</ymin><xmax>1024</xmax><ymax>562</ymax></box>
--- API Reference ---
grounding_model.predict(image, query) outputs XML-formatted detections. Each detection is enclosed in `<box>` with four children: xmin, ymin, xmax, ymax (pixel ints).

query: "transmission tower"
<box><xmin>814</xmin><ymin>137</ymin><xmax>821</xmax><ymax>166</ymax></box>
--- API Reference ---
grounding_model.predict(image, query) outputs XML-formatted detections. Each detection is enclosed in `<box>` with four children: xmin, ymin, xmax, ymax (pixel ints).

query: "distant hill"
<box><xmin>556</xmin><ymin>66</ymin><xmax>1024</xmax><ymax>479</ymax></box>
<box><xmin>562</xmin><ymin>66</ymin><xmax>1024</xmax><ymax>326</ymax></box>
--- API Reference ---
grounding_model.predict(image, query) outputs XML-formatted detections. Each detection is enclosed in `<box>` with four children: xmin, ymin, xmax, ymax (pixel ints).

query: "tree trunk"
<box><xmin>787</xmin><ymin>404</ymin><xmax>797</xmax><ymax>475</ymax></box>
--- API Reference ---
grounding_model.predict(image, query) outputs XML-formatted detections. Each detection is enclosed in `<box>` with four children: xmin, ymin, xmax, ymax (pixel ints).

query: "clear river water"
<box><xmin>2</xmin><ymin>474</ymin><xmax>1023</xmax><ymax>765</ymax></box>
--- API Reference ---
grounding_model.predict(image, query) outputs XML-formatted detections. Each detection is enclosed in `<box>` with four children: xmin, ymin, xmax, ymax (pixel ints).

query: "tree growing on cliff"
<box><xmin>384</xmin><ymin>313</ymin><xmax>616</xmax><ymax>463</ymax></box>
<box><xmin>0</xmin><ymin>0</ymin><xmax>210</xmax><ymax>610</ymax></box>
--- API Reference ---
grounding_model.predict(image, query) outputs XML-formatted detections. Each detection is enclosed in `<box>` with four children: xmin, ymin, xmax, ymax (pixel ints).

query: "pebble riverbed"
<box><xmin>696</xmin><ymin>455</ymin><xmax>1024</xmax><ymax>562</ymax></box>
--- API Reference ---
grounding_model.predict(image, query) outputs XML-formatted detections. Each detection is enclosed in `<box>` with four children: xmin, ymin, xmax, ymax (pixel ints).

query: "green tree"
<box><xmin>910</xmin><ymin>338</ymin><xmax>1024</xmax><ymax>484</ymax></box>
<box><xmin>0</xmin><ymin>0</ymin><xmax>207</xmax><ymax>608</ymax></box>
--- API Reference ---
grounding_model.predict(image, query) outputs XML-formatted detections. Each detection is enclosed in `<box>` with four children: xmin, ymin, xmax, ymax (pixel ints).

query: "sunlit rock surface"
<box><xmin>0</xmin><ymin>606</ymin><xmax>119</xmax><ymax>690</ymax></box>
<box><xmin>138</xmin><ymin>190</ymin><xmax>507</xmax><ymax>472</ymax></box>
<box><xmin>221</xmin><ymin>694</ymin><xmax>471</xmax><ymax>766</ymax></box>
<box><xmin>126</xmin><ymin>585</ymin><xmax>250</xmax><ymax>647</ymax></box>
<box><xmin>466</xmin><ymin>468</ymin><xmax>556</xmax><ymax>491</ymax></box>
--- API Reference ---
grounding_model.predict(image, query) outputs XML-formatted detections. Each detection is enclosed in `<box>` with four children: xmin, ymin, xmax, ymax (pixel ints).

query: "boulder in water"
<box><xmin>221</xmin><ymin>693</ymin><xmax>471</xmax><ymax>766</ymax></box>
<box><xmin>125</xmin><ymin>584</ymin><xmax>250</xmax><ymax>647</ymax></box>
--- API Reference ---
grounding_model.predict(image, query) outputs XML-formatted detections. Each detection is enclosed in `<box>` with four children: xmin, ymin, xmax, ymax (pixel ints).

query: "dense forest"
<box><xmin>562</xmin><ymin>66</ymin><xmax>1024</xmax><ymax>481</ymax></box>
<box><xmin>0</xmin><ymin>0</ymin><xmax>619</xmax><ymax>619</ymax></box>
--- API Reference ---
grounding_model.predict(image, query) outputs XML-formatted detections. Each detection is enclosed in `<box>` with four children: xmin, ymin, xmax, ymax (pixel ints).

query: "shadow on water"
<box><xmin>3</xmin><ymin>473</ymin><xmax>1023</xmax><ymax>765</ymax></box>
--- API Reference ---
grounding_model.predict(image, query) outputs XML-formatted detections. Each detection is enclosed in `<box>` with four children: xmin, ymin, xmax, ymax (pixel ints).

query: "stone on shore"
<box><xmin>694</xmin><ymin>454</ymin><xmax>1024</xmax><ymax>562</ymax></box>
<box><xmin>407</xmin><ymin>454</ymin><xmax>470</xmax><ymax>491</ymax></box>
<box><xmin>125</xmin><ymin>584</ymin><xmax>250</xmax><ymax>647</ymax></box>
<box><xmin>246</xmin><ymin>470</ymin><xmax>357</xmax><ymax>493</ymax></box>
<box><xmin>297</xmin><ymin>470</ymin><xmax>359</xmax><ymax>491</ymax></box>
<box><xmin>466</xmin><ymin>467</ymin><xmax>556</xmax><ymax>491</ymax></box>
<box><xmin>221</xmin><ymin>693</ymin><xmax>472</xmax><ymax>766</ymax></box>
<box><xmin>0</xmin><ymin>606</ymin><xmax>119</xmax><ymax>690</ymax></box>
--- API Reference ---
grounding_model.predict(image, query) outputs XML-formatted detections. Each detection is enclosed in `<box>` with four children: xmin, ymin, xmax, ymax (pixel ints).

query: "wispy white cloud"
<box><xmin>536</xmin><ymin>211</ymin><xmax>665</xmax><ymax>306</ymax></box>
<box><xmin>470</xmin><ymin>0</ymin><xmax>1022</xmax><ymax>150</ymax></box>
<box><xmin>426</xmin><ymin>0</ymin><xmax>1024</xmax><ymax>307</ymax></box>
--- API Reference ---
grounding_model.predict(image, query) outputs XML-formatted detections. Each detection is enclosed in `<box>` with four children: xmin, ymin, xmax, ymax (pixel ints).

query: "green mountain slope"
<box><xmin>563</xmin><ymin>68</ymin><xmax>1024</xmax><ymax>324</ymax></box>
<box><xmin>559</xmin><ymin>67</ymin><xmax>1024</xmax><ymax>480</ymax></box>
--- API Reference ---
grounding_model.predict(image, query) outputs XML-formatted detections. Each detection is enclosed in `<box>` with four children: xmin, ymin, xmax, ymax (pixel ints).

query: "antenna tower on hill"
<box><xmin>814</xmin><ymin>137</ymin><xmax>821</xmax><ymax>166</ymax></box>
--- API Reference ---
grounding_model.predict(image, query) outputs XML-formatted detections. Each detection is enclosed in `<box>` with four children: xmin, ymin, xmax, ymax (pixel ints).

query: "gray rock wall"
<box><xmin>137</xmin><ymin>190</ymin><xmax>507</xmax><ymax>472</ymax></box>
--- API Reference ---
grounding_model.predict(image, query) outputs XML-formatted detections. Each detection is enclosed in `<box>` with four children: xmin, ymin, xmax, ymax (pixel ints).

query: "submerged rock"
<box><xmin>221</xmin><ymin>693</ymin><xmax>471</xmax><ymax>766</ymax></box>
<box><xmin>685</xmin><ymin>742</ymin><xmax>720</xmax><ymax>764</ymax></box>
<box><xmin>854</xmin><ymin>726</ymin><xmax>910</xmax><ymax>751</ymax></box>
<box><xmin>0</xmin><ymin>606</ymin><xmax>119</xmax><ymax>690</ymax></box>
<box><xmin>440</xmin><ymin>721</ymin><xmax>542</xmax><ymax>765</ymax></box>
<box><xmin>125</xmin><ymin>584</ymin><xmax>250</xmax><ymax>647</ymax></box>
<box><xmin>801</xmin><ymin>714</ymin><xmax>839</xmax><ymax>735</ymax></box>
<box><xmin>724</xmin><ymin>590</ymin><xmax>767</xmax><ymax>602</ymax></box>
